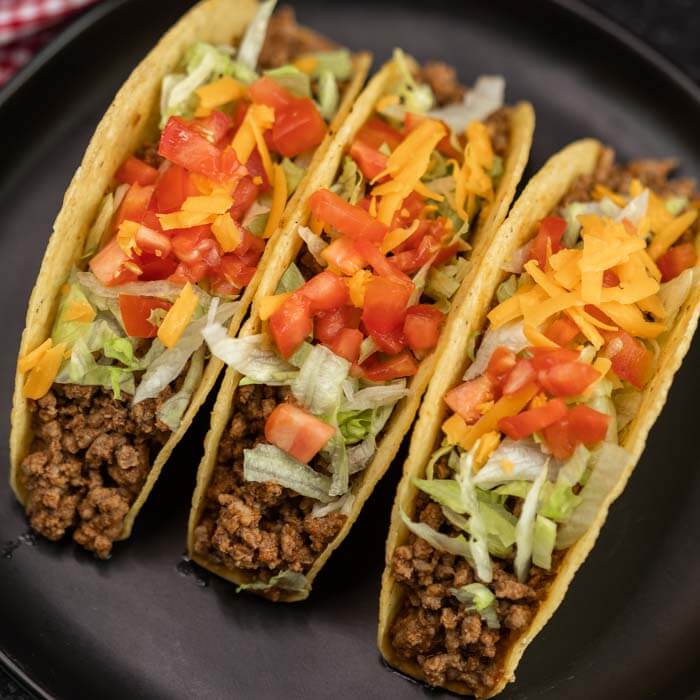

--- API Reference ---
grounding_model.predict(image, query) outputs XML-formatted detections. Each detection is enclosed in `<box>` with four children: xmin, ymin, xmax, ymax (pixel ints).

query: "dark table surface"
<box><xmin>2</xmin><ymin>0</ymin><xmax>699</xmax><ymax>698</ymax></box>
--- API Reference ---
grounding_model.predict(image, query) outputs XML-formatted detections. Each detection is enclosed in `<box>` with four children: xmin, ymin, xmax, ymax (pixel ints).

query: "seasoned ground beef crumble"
<box><xmin>20</xmin><ymin>384</ymin><xmax>172</xmax><ymax>559</ymax></box>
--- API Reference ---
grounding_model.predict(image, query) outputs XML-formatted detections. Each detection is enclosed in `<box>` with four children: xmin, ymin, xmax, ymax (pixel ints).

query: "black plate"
<box><xmin>1</xmin><ymin>1</ymin><xmax>699</xmax><ymax>698</ymax></box>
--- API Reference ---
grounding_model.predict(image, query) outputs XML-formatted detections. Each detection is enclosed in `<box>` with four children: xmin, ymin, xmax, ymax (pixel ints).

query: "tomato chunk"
<box><xmin>159</xmin><ymin>116</ymin><xmax>223</xmax><ymax>180</ymax></box>
<box><xmin>545</xmin><ymin>316</ymin><xmax>581</xmax><ymax>347</ymax></box>
<box><xmin>362</xmin><ymin>276</ymin><xmax>412</xmax><ymax>335</ymax></box>
<box><xmin>138</xmin><ymin>253</ymin><xmax>179</xmax><ymax>281</ymax></box>
<box><xmin>118</xmin><ymin>295</ymin><xmax>171</xmax><ymax>338</ymax></box>
<box><xmin>502</xmin><ymin>359</ymin><xmax>536</xmax><ymax>395</ymax></box>
<box><xmin>657</xmin><ymin>243</ymin><xmax>697</xmax><ymax>282</ymax></box>
<box><xmin>153</xmin><ymin>165</ymin><xmax>190</xmax><ymax>213</ymax></box>
<box><xmin>230</xmin><ymin>176</ymin><xmax>260</xmax><ymax>221</ymax></box>
<box><xmin>315</xmin><ymin>306</ymin><xmax>361</xmax><ymax>344</ymax></box>
<box><xmin>271</xmin><ymin>98</ymin><xmax>327</xmax><ymax>157</ymax></box>
<box><xmin>602</xmin><ymin>330</ymin><xmax>652</xmax><ymax>389</ymax></box>
<box><xmin>356</xmin><ymin>116</ymin><xmax>403</xmax><ymax>151</ymax></box>
<box><xmin>248</xmin><ymin>76</ymin><xmax>295</xmax><ymax>111</ymax></box>
<box><xmin>301</xmin><ymin>271</ymin><xmax>349</xmax><ymax>313</ymax></box>
<box><xmin>538</xmin><ymin>362</ymin><xmax>600</xmax><ymax>398</ymax></box>
<box><xmin>218</xmin><ymin>255</ymin><xmax>257</xmax><ymax>290</ymax></box>
<box><xmin>309</xmin><ymin>189</ymin><xmax>388</xmax><ymax>243</ymax></box>
<box><xmin>116</xmin><ymin>183</ymin><xmax>154</xmax><ymax>226</ymax></box>
<box><xmin>89</xmin><ymin>239</ymin><xmax>139</xmax><ymax>287</ymax></box>
<box><xmin>403</xmin><ymin>305</ymin><xmax>444</xmax><ymax>353</ymax></box>
<box><xmin>529</xmin><ymin>347</ymin><xmax>581</xmax><ymax>371</ymax></box>
<box><xmin>543</xmin><ymin>405</ymin><xmax>610</xmax><ymax>459</ymax></box>
<box><xmin>444</xmin><ymin>375</ymin><xmax>495</xmax><ymax>425</ymax></box>
<box><xmin>528</xmin><ymin>216</ymin><xmax>567</xmax><ymax>269</ymax></box>
<box><xmin>349</xmin><ymin>140</ymin><xmax>388</xmax><ymax>180</ymax></box>
<box><xmin>498</xmin><ymin>398</ymin><xmax>568</xmax><ymax>440</ymax></box>
<box><xmin>326</xmin><ymin>328</ymin><xmax>363</xmax><ymax>364</ymax></box>
<box><xmin>116</xmin><ymin>156</ymin><xmax>159</xmax><ymax>186</ymax></box>
<box><xmin>321</xmin><ymin>237</ymin><xmax>367</xmax><ymax>275</ymax></box>
<box><xmin>264</xmin><ymin>403</ymin><xmax>335</xmax><ymax>463</ymax></box>
<box><xmin>193</xmin><ymin>110</ymin><xmax>233</xmax><ymax>145</ymax></box>
<box><xmin>135</xmin><ymin>226</ymin><xmax>172</xmax><ymax>258</ymax></box>
<box><xmin>370</xmin><ymin>326</ymin><xmax>406</xmax><ymax>354</ymax></box>
<box><xmin>487</xmin><ymin>347</ymin><xmax>517</xmax><ymax>380</ymax></box>
<box><xmin>354</xmin><ymin>239</ymin><xmax>413</xmax><ymax>286</ymax></box>
<box><xmin>362</xmin><ymin>351</ymin><xmax>418</xmax><ymax>382</ymax></box>
<box><xmin>269</xmin><ymin>293</ymin><xmax>313</xmax><ymax>358</ymax></box>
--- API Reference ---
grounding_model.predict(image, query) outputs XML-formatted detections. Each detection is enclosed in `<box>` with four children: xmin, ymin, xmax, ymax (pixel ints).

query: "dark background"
<box><xmin>1</xmin><ymin>0</ymin><xmax>699</xmax><ymax>698</ymax></box>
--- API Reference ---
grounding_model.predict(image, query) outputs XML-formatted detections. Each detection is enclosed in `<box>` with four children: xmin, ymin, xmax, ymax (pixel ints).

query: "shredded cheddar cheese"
<box><xmin>195</xmin><ymin>77</ymin><xmax>246</xmax><ymax>118</ymax></box>
<box><xmin>211</xmin><ymin>214</ymin><xmax>243</xmax><ymax>252</ymax></box>
<box><xmin>158</xmin><ymin>211</ymin><xmax>216</xmax><ymax>230</ymax></box>
<box><xmin>182</xmin><ymin>194</ymin><xmax>234</xmax><ymax>214</ymax></box>
<box><xmin>157</xmin><ymin>283</ymin><xmax>198</xmax><ymax>348</ymax></box>
<box><xmin>23</xmin><ymin>342</ymin><xmax>66</xmax><ymax>400</ymax></box>
<box><xmin>347</xmin><ymin>270</ymin><xmax>372</xmax><ymax>308</ymax></box>
<box><xmin>263</xmin><ymin>164</ymin><xmax>288</xmax><ymax>239</ymax></box>
<box><xmin>232</xmin><ymin>104</ymin><xmax>275</xmax><ymax>181</ymax></box>
<box><xmin>64</xmin><ymin>300</ymin><xmax>96</xmax><ymax>324</ymax></box>
<box><xmin>259</xmin><ymin>293</ymin><xmax>291</xmax><ymax>321</ymax></box>
<box><xmin>116</xmin><ymin>220</ymin><xmax>141</xmax><ymax>257</ymax></box>
<box><xmin>18</xmin><ymin>338</ymin><xmax>53</xmax><ymax>374</ymax></box>
<box><xmin>380</xmin><ymin>220</ymin><xmax>419</xmax><ymax>254</ymax></box>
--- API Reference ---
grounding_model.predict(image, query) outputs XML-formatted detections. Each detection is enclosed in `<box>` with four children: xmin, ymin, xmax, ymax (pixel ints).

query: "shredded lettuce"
<box><xmin>236</xmin><ymin>570</ymin><xmax>309</xmax><ymax>594</ymax></box>
<box><xmin>134</xmin><ymin>301</ymin><xmax>237</xmax><ymax>403</ymax></box>
<box><xmin>449</xmin><ymin>583</ymin><xmax>500</xmax><ymax>629</ymax></box>
<box><xmin>425</xmin><ymin>444</ymin><xmax>455</xmax><ymax>480</ymax></box>
<box><xmin>281</xmin><ymin>158</ymin><xmax>306</xmax><ymax>195</ymax></box>
<box><xmin>532</xmin><ymin>515</ymin><xmax>556</xmax><ymax>569</ymax></box>
<box><xmin>157</xmin><ymin>345</ymin><xmax>205</xmax><ymax>431</ymax></box>
<box><xmin>244</xmin><ymin>443</ymin><xmax>332</xmax><ymax>502</ymax></box>
<box><xmin>332</xmin><ymin>156</ymin><xmax>364</xmax><ymax>204</ymax></box>
<box><xmin>413</xmin><ymin>478</ymin><xmax>465</xmax><ymax>513</ymax></box>
<box><xmin>341</xmin><ymin>380</ymin><xmax>408</xmax><ymax>412</ymax></box>
<box><xmin>391</xmin><ymin>48</ymin><xmax>435</xmax><ymax>115</ymax></box>
<box><xmin>292</xmin><ymin>344</ymin><xmax>349</xmax><ymax>416</ymax></box>
<box><xmin>308</xmin><ymin>50</ymin><xmax>353</xmax><ymax>80</ymax></box>
<box><xmin>311</xmin><ymin>491</ymin><xmax>355</xmax><ymax>519</ymax></box>
<box><xmin>346</xmin><ymin>404</ymin><xmax>393</xmax><ymax>473</ymax></box>
<box><xmin>237</xmin><ymin>0</ymin><xmax>276</xmax><ymax>70</ymax></box>
<box><xmin>323</xmin><ymin>427</ymin><xmax>350</xmax><ymax>497</ymax></box>
<box><xmin>297</xmin><ymin>225</ymin><xmax>328</xmax><ymax>264</ymax></box>
<box><xmin>514</xmin><ymin>463</ymin><xmax>548</xmax><ymax>582</ymax></box>
<box><xmin>400</xmin><ymin>509</ymin><xmax>475</xmax><ymax>565</ymax></box>
<box><xmin>659</xmin><ymin>268</ymin><xmax>694</xmax><ymax>320</ymax></box>
<box><xmin>666</xmin><ymin>196</ymin><xmax>688</xmax><ymax>216</ymax></box>
<box><xmin>614</xmin><ymin>389</ymin><xmax>642</xmax><ymax>431</ymax></box>
<box><xmin>475</xmin><ymin>438</ymin><xmax>551</xmax><ymax>489</ymax></box>
<box><xmin>427</xmin><ymin>75</ymin><xmax>504</xmax><ymax>133</ymax></box>
<box><xmin>358</xmin><ymin>336</ymin><xmax>379</xmax><ymax>365</ymax></box>
<box><xmin>496</xmin><ymin>275</ymin><xmax>518</xmax><ymax>304</ymax></box>
<box><xmin>51</xmin><ymin>284</ymin><xmax>99</xmax><ymax>348</ymax></box>
<box><xmin>276</xmin><ymin>262</ymin><xmax>306</xmax><ymax>294</ymax></box>
<box><xmin>83</xmin><ymin>193</ymin><xmax>115</xmax><ymax>258</ymax></box>
<box><xmin>464</xmin><ymin>321</ymin><xmax>528</xmax><ymax>380</ymax></box>
<box><xmin>264</xmin><ymin>65</ymin><xmax>311</xmax><ymax>97</ymax></box>
<box><xmin>556</xmin><ymin>443</ymin><xmax>630</xmax><ymax>549</ymax></box>
<box><xmin>317</xmin><ymin>69</ymin><xmax>339</xmax><ymax>120</ymax></box>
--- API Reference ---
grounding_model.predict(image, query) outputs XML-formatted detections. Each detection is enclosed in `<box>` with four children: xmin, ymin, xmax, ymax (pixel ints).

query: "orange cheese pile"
<box><xmin>21</xmin><ymin>339</ymin><xmax>67</xmax><ymax>400</ymax></box>
<box><xmin>453</xmin><ymin>120</ymin><xmax>495</xmax><ymax>221</ymax></box>
<box><xmin>232</xmin><ymin>104</ymin><xmax>275</xmax><ymax>182</ymax></box>
<box><xmin>195</xmin><ymin>77</ymin><xmax>246</xmax><ymax>118</ymax></box>
<box><xmin>487</xmin><ymin>212</ymin><xmax>668</xmax><ymax>348</ymax></box>
<box><xmin>158</xmin><ymin>283</ymin><xmax>198</xmax><ymax>348</ymax></box>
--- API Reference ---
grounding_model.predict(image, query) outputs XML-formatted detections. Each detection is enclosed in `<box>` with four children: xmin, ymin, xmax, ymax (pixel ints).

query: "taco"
<box><xmin>9</xmin><ymin>0</ymin><xmax>370</xmax><ymax>559</ymax></box>
<box><xmin>186</xmin><ymin>51</ymin><xmax>535</xmax><ymax>601</ymax></box>
<box><xmin>378</xmin><ymin>139</ymin><xmax>699</xmax><ymax>696</ymax></box>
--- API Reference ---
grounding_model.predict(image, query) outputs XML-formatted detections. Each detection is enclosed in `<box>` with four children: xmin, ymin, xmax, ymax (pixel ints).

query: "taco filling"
<box><xmin>16</xmin><ymin>4</ymin><xmax>357</xmax><ymax>558</ymax></box>
<box><xmin>192</xmin><ymin>52</ymin><xmax>515</xmax><ymax>597</ymax></box>
<box><xmin>386</xmin><ymin>149</ymin><xmax>698</xmax><ymax>694</ymax></box>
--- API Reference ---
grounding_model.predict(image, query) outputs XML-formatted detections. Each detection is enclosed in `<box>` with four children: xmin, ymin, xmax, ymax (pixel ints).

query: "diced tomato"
<box><xmin>545</xmin><ymin>316</ymin><xmax>580</xmax><ymax>347</ymax></box>
<box><xmin>543</xmin><ymin>405</ymin><xmax>610</xmax><ymax>459</ymax></box>
<box><xmin>244</xmin><ymin>149</ymin><xmax>271</xmax><ymax>191</ymax></box>
<box><xmin>369</xmin><ymin>326</ymin><xmax>406</xmax><ymax>354</ymax></box>
<box><xmin>271</xmin><ymin>98</ymin><xmax>327</xmax><ymax>158</ymax></box>
<box><xmin>602</xmin><ymin>330</ymin><xmax>652</xmax><ymax>389</ymax></box>
<box><xmin>538</xmin><ymin>362</ymin><xmax>600</xmax><ymax>398</ymax></box>
<box><xmin>657</xmin><ymin>243</ymin><xmax>697</xmax><ymax>282</ymax></box>
<box><xmin>152</xmin><ymin>165</ymin><xmax>189</xmax><ymax>213</ymax></box>
<box><xmin>603</xmin><ymin>270</ymin><xmax>620</xmax><ymax>287</ymax></box>
<box><xmin>159</xmin><ymin>116</ymin><xmax>223</xmax><ymax>180</ymax></box>
<box><xmin>354</xmin><ymin>239</ymin><xmax>413</xmax><ymax>286</ymax></box>
<box><xmin>118</xmin><ymin>295</ymin><xmax>171</xmax><ymax>338</ymax></box>
<box><xmin>444</xmin><ymin>375</ymin><xmax>495</xmax><ymax>424</ymax></box>
<box><xmin>498</xmin><ymin>398</ymin><xmax>568</xmax><ymax>440</ymax></box>
<box><xmin>135</xmin><ymin>226</ymin><xmax>172</xmax><ymax>258</ymax></box>
<box><xmin>171</xmin><ymin>226</ymin><xmax>218</xmax><ymax>267</ymax></box>
<box><xmin>193</xmin><ymin>110</ymin><xmax>233</xmax><ymax>145</ymax></box>
<box><xmin>391</xmin><ymin>193</ymin><xmax>427</xmax><ymax>233</ymax></box>
<box><xmin>234</xmin><ymin>227</ymin><xmax>266</xmax><ymax>266</ymax></box>
<box><xmin>584</xmin><ymin>305</ymin><xmax>615</xmax><ymax>327</ymax></box>
<box><xmin>403</xmin><ymin>304</ymin><xmax>444</xmax><ymax>353</ymax></box>
<box><xmin>89</xmin><ymin>239</ymin><xmax>139</xmax><ymax>286</ymax></box>
<box><xmin>362</xmin><ymin>351</ymin><xmax>419</xmax><ymax>382</ymax></box>
<box><xmin>269</xmin><ymin>293</ymin><xmax>313</xmax><ymax>358</ymax></box>
<box><xmin>229</xmin><ymin>176</ymin><xmax>260</xmax><ymax>221</ymax></box>
<box><xmin>301</xmin><ymin>271</ymin><xmax>349</xmax><ymax>313</ymax></box>
<box><xmin>116</xmin><ymin>156</ymin><xmax>159</xmax><ymax>186</ymax></box>
<box><xmin>315</xmin><ymin>305</ymin><xmax>362</xmax><ymax>344</ymax></box>
<box><xmin>248</xmin><ymin>76</ymin><xmax>294</xmax><ymax>111</ymax></box>
<box><xmin>309</xmin><ymin>189</ymin><xmax>388</xmax><ymax>243</ymax></box>
<box><xmin>219</xmin><ymin>147</ymin><xmax>247</xmax><ymax>181</ymax></box>
<box><xmin>116</xmin><ymin>183</ymin><xmax>154</xmax><ymax>226</ymax></box>
<box><xmin>326</xmin><ymin>328</ymin><xmax>363</xmax><ymax>364</ymax></box>
<box><xmin>527</xmin><ymin>216</ymin><xmax>567</xmax><ymax>269</ymax></box>
<box><xmin>169</xmin><ymin>261</ymin><xmax>208</xmax><ymax>285</ymax></box>
<box><xmin>322</xmin><ymin>237</ymin><xmax>367</xmax><ymax>275</ymax></box>
<box><xmin>487</xmin><ymin>347</ymin><xmax>517</xmax><ymax>380</ymax></box>
<box><xmin>391</xmin><ymin>234</ymin><xmax>458</xmax><ymax>275</ymax></box>
<box><xmin>362</xmin><ymin>276</ymin><xmax>413</xmax><ymax>335</ymax></box>
<box><xmin>232</xmin><ymin>100</ymin><xmax>249</xmax><ymax>131</ymax></box>
<box><xmin>137</xmin><ymin>253</ymin><xmax>179</xmax><ymax>281</ymax></box>
<box><xmin>502</xmin><ymin>359</ymin><xmax>536</xmax><ymax>395</ymax></box>
<box><xmin>218</xmin><ymin>254</ymin><xmax>257</xmax><ymax>289</ymax></box>
<box><xmin>356</xmin><ymin>116</ymin><xmax>403</xmax><ymax>151</ymax></box>
<box><xmin>529</xmin><ymin>347</ymin><xmax>581</xmax><ymax>371</ymax></box>
<box><xmin>264</xmin><ymin>403</ymin><xmax>335</xmax><ymax>463</ymax></box>
<box><xmin>349</xmin><ymin>140</ymin><xmax>388</xmax><ymax>180</ymax></box>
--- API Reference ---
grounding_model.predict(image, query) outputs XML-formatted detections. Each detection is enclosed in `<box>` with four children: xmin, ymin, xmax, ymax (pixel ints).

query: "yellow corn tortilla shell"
<box><xmin>378</xmin><ymin>137</ymin><xmax>700</xmax><ymax>696</ymax></box>
<box><xmin>186</xmin><ymin>59</ymin><xmax>535</xmax><ymax>601</ymax></box>
<box><xmin>9</xmin><ymin>0</ymin><xmax>370</xmax><ymax>544</ymax></box>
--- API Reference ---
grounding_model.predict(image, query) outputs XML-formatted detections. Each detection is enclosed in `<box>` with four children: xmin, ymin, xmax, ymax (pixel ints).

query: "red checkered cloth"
<box><xmin>0</xmin><ymin>0</ymin><xmax>99</xmax><ymax>85</ymax></box>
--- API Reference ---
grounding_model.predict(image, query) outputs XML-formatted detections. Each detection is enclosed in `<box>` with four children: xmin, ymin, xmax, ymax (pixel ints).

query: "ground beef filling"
<box><xmin>560</xmin><ymin>146</ymin><xmax>697</xmax><ymax>206</ymax></box>
<box><xmin>389</xmin><ymin>486</ymin><xmax>560</xmax><ymax>695</ymax></box>
<box><xmin>20</xmin><ymin>384</ymin><xmax>172</xmax><ymax>559</ymax></box>
<box><xmin>259</xmin><ymin>6</ymin><xmax>337</xmax><ymax>70</ymax></box>
<box><xmin>484</xmin><ymin>108</ymin><xmax>511</xmax><ymax>160</ymax></box>
<box><xmin>192</xmin><ymin>385</ymin><xmax>346</xmax><ymax>591</ymax></box>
